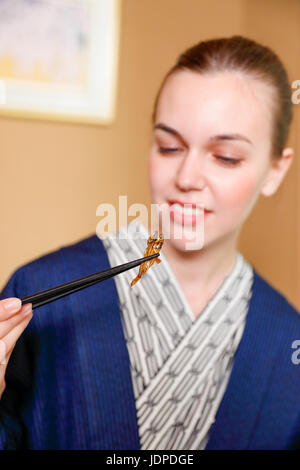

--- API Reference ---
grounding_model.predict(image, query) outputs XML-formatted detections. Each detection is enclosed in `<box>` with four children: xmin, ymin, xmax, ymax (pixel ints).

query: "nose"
<box><xmin>176</xmin><ymin>150</ymin><xmax>207</xmax><ymax>191</ymax></box>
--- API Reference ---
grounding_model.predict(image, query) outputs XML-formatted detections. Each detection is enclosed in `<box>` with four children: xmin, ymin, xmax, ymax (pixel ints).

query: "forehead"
<box><xmin>155</xmin><ymin>70</ymin><xmax>274</xmax><ymax>147</ymax></box>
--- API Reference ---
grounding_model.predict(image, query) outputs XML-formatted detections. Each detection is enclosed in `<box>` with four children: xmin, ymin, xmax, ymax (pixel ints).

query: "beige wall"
<box><xmin>238</xmin><ymin>0</ymin><xmax>300</xmax><ymax>309</ymax></box>
<box><xmin>1</xmin><ymin>0</ymin><xmax>299</xmax><ymax>310</ymax></box>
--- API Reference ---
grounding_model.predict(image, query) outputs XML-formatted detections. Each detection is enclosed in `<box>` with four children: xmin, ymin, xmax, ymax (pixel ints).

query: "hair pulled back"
<box><xmin>152</xmin><ymin>36</ymin><xmax>292</xmax><ymax>157</ymax></box>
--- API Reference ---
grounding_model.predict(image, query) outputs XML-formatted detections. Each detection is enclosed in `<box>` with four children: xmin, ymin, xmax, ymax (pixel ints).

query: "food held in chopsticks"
<box><xmin>130</xmin><ymin>232</ymin><xmax>164</xmax><ymax>287</ymax></box>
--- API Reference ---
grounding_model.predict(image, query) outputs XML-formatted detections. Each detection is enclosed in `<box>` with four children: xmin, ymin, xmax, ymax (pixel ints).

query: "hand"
<box><xmin>0</xmin><ymin>298</ymin><xmax>33</xmax><ymax>399</ymax></box>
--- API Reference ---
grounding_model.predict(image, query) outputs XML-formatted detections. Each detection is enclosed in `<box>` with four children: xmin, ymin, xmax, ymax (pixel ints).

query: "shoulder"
<box><xmin>251</xmin><ymin>268</ymin><xmax>300</xmax><ymax>332</ymax></box>
<box><xmin>1</xmin><ymin>233</ymin><xmax>119</xmax><ymax>345</ymax></box>
<box><xmin>1</xmin><ymin>234</ymin><xmax>107</xmax><ymax>299</ymax></box>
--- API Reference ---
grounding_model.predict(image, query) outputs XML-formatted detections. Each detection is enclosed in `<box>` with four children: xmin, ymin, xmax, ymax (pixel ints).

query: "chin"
<box><xmin>166</xmin><ymin>224</ymin><xmax>206</xmax><ymax>252</ymax></box>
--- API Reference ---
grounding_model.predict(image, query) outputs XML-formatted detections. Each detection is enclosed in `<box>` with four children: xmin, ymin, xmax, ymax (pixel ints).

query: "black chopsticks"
<box><xmin>21</xmin><ymin>253</ymin><xmax>160</xmax><ymax>309</ymax></box>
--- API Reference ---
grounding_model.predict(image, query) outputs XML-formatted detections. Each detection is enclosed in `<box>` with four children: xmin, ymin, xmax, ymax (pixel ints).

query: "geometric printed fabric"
<box><xmin>102</xmin><ymin>220</ymin><xmax>254</xmax><ymax>450</ymax></box>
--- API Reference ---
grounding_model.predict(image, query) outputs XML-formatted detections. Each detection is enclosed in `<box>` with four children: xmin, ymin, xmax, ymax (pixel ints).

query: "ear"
<box><xmin>260</xmin><ymin>147</ymin><xmax>294</xmax><ymax>197</ymax></box>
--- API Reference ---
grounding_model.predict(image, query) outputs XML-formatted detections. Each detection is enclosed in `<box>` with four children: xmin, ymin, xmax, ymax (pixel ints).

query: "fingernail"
<box><xmin>23</xmin><ymin>304</ymin><xmax>32</xmax><ymax>316</ymax></box>
<box><xmin>3</xmin><ymin>298</ymin><xmax>22</xmax><ymax>315</ymax></box>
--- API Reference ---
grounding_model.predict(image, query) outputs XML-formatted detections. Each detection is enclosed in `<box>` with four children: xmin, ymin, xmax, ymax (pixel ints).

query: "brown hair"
<box><xmin>152</xmin><ymin>36</ymin><xmax>292</xmax><ymax>158</ymax></box>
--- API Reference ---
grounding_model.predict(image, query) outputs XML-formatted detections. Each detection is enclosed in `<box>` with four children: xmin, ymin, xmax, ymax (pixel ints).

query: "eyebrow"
<box><xmin>154</xmin><ymin>123</ymin><xmax>253</xmax><ymax>145</ymax></box>
<box><xmin>154</xmin><ymin>123</ymin><xmax>182</xmax><ymax>138</ymax></box>
<box><xmin>208</xmin><ymin>134</ymin><xmax>253</xmax><ymax>145</ymax></box>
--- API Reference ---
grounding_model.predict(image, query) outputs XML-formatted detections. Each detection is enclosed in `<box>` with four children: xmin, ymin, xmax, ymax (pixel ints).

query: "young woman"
<box><xmin>0</xmin><ymin>36</ymin><xmax>299</xmax><ymax>450</ymax></box>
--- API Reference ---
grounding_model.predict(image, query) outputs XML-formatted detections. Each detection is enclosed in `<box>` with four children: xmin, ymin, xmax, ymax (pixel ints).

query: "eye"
<box><xmin>214</xmin><ymin>155</ymin><xmax>242</xmax><ymax>166</ymax></box>
<box><xmin>158</xmin><ymin>146</ymin><xmax>180</xmax><ymax>155</ymax></box>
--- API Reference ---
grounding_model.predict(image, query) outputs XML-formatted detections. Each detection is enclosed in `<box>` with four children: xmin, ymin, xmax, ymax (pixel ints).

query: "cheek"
<box><xmin>148</xmin><ymin>155</ymin><xmax>173</xmax><ymax>198</ymax></box>
<box><xmin>215</xmin><ymin>172</ymin><xmax>258</xmax><ymax>209</ymax></box>
<box><xmin>148</xmin><ymin>156</ymin><xmax>159</xmax><ymax>193</ymax></box>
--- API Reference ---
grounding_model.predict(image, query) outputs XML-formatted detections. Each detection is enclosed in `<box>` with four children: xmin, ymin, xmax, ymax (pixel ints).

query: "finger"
<box><xmin>0</xmin><ymin>312</ymin><xmax>33</xmax><ymax>359</ymax></box>
<box><xmin>0</xmin><ymin>304</ymin><xmax>32</xmax><ymax>339</ymax></box>
<box><xmin>0</xmin><ymin>342</ymin><xmax>15</xmax><ymax>366</ymax></box>
<box><xmin>0</xmin><ymin>298</ymin><xmax>23</xmax><ymax>320</ymax></box>
<box><xmin>0</xmin><ymin>338</ymin><xmax>18</xmax><ymax>365</ymax></box>
<box><xmin>0</xmin><ymin>348</ymin><xmax>16</xmax><ymax>398</ymax></box>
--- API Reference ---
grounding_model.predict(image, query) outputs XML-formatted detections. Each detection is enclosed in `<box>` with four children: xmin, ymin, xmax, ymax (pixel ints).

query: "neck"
<box><xmin>162</xmin><ymin>233</ymin><xmax>239</xmax><ymax>299</ymax></box>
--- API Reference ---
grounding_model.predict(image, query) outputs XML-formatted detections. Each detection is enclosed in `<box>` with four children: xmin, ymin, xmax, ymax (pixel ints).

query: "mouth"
<box><xmin>168</xmin><ymin>200</ymin><xmax>212</xmax><ymax>226</ymax></box>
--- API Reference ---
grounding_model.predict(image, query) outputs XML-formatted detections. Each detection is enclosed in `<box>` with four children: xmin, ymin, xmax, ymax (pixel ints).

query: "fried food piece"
<box><xmin>130</xmin><ymin>232</ymin><xmax>164</xmax><ymax>287</ymax></box>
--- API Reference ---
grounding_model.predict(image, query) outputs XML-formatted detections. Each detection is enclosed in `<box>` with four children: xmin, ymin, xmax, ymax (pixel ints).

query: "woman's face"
<box><xmin>148</xmin><ymin>70</ymin><xmax>281</xmax><ymax>252</ymax></box>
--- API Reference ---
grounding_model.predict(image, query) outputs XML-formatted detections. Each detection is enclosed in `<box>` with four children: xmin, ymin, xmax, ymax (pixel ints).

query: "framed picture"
<box><xmin>0</xmin><ymin>0</ymin><xmax>121</xmax><ymax>124</ymax></box>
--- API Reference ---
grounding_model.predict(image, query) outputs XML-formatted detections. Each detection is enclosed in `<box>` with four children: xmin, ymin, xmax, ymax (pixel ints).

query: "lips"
<box><xmin>168</xmin><ymin>199</ymin><xmax>207</xmax><ymax>210</ymax></box>
<box><xmin>168</xmin><ymin>200</ymin><xmax>212</xmax><ymax>226</ymax></box>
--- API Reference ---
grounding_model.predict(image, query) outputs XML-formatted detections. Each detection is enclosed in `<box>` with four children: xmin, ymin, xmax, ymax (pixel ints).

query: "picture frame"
<box><xmin>0</xmin><ymin>0</ymin><xmax>121</xmax><ymax>125</ymax></box>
